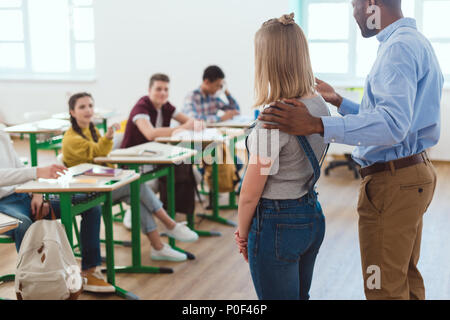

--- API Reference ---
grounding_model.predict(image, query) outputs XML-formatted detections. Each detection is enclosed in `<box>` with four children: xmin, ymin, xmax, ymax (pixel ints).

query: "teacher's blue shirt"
<box><xmin>321</xmin><ymin>18</ymin><xmax>444</xmax><ymax>168</ymax></box>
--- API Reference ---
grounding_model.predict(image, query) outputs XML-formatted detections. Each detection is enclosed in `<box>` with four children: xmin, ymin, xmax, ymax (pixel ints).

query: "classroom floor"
<box><xmin>1</xmin><ymin>137</ymin><xmax>449</xmax><ymax>300</ymax></box>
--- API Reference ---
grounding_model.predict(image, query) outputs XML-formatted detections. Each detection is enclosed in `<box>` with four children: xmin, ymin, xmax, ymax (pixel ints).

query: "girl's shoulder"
<box><xmin>63</xmin><ymin>127</ymin><xmax>76</xmax><ymax>138</ymax></box>
<box><xmin>298</xmin><ymin>95</ymin><xmax>330</xmax><ymax>117</ymax></box>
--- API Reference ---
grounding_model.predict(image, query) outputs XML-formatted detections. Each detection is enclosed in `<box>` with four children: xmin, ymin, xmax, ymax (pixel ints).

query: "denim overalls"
<box><xmin>245</xmin><ymin>126</ymin><xmax>327</xmax><ymax>300</ymax></box>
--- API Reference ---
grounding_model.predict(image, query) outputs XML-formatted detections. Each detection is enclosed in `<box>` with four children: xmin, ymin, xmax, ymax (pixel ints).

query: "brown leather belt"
<box><xmin>360</xmin><ymin>152</ymin><xmax>428</xmax><ymax>179</ymax></box>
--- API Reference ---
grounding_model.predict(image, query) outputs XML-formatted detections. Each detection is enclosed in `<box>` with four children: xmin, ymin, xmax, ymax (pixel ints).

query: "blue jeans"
<box><xmin>112</xmin><ymin>184</ymin><xmax>162</xmax><ymax>234</ymax></box>
<box><xmin>0</xmin><ymin>193</ymin><xmax>101</xmax><ymax>271</ymax></box>
<box><xmin>248</xmin><ymin>194</ymin><xmax>326</xmax><ymax>300</ymax></box>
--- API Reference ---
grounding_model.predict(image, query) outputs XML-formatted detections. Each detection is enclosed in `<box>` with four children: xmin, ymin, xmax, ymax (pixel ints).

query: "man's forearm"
<box><xmin>331</xmin><ymin>93</ymin><xmax>344</xmax><ymax>108</ymax></box>
<box><xmin>313</xmin><ymin>117</ymin><xmax>325</xmax><ymax>135</ymax></box>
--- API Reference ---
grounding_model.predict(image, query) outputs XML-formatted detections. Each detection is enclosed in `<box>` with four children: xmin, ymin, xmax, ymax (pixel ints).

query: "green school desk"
<box><xmin>156</xmin><ymin>128</ymin><xmax>247</xmax><ymax>229</ymax></box>
<box><xmin>0</xmin><ymin>214</ymin><xmax>19</xmax><ymax>300</ymax></box>
<box><xmin>5</xmin><ymin>119</ymin><xmax>70</xmax><ymax>167</ymax></box>
<box><xmin>94</xmin><ymin>141</ymin><xmax>200</xmax><ymax>257</ymax></box>
<box><xmin>15</xmin><ymin>164</ymin><xmax>141</xmax><ymax>300</ymax></box>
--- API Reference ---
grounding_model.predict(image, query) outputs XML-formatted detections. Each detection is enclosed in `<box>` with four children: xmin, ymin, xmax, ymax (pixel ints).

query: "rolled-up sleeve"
<box><xmin>321</xmin><ymin>43</ymin><xmax>417</xmax><ymax>147</ymax></box>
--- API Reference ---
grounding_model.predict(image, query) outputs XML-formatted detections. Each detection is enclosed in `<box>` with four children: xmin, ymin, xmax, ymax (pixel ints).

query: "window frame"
<box><xmin>296</xmin><ymin>0</ymin><xmax>450</xmax><ymax>85</ymax></box>
<box><xmin>0</xmin><ymin>0</ymin><xmax>96</xmax><ymax>81</ymax></box>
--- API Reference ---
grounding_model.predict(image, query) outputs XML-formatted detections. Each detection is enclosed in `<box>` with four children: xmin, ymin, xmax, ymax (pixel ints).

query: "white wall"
<box><xmin>0</xmin><ymin>0</ymin><xmax>449</xmax><ymax>160</ymax></box>
<box><xmin>0</xmin><ymin>0</ymin><xmax>290</xmax><ymax>125</ymax></box>
<box><xmin>428</xmin><ymin>89</ymin><xmax>450</xmax><ymax>161</ymax></box>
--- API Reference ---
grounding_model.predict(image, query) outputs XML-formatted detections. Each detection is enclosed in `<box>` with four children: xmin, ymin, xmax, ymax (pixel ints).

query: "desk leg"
<box><xmin>220</xmin><ymin>137</ymin><xmax>238</xmax><ymax>210</ymax></box>
<box><xmin>130</xmin><ymin>179</ymin><xmax>141</xmax><ymax>267</ymax></box>
<box><xmin>102</xmin><ymin>192</ymin><xmax>115</xmax><ymax>286</ymax></box>
<box><xmin>60</xmin><ymin>193</ymin><xmax>73</xmax><ymax>247</ymax></box>
<box><xmin>112</xmin><ymin>176</ymin><xmax>173</xmax><ymax>274</ymax></box>
<box><xmin>102</xmin><ymin>192</ymin><xmax>139</xmax><ymax>300</ymax></box>
<box><xmin>197</xmin><ymin>146</ymin><xmax>237</xmax><ymax>227</ymax></box>
<box><xmin>166</xmin><ymin>165</ymin><xmax>195</xmax><ymax>260</ymax></box>
<box><xmin>29</xmin><ymin>133</ymin><xmax>38</xmax><ymax>167</ymax></box>
<box><xmin>187</xmin><ymin>213</ymin><xmax>221</xmax><ymax>237</ymax></box>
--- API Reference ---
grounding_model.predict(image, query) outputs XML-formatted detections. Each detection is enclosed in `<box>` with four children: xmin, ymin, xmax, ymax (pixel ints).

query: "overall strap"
<box><xmin>245</xmin><ymin>122</ymin><xmax>329</xmax><ymax>196</ymax></box>
<box><xmin>244</xmin><ymin>122</ymin><xmax>257</xmax><ymax>162</ymax></box>
<box><xmin>295</xmin><ymin>136</ymin><xmax>322</xmax><ymax>193</ymax></box>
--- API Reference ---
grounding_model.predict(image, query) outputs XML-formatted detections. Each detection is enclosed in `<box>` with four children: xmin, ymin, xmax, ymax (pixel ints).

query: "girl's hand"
<box><xmin>234</xmin><ymin>229</ymin><xmax>249</xmax><ymax>262</ymax></box>
<box><xmin>30</xmin><ymin>194</ymin><xmax>49</xmax><ymax>219</ymax></box>
<box><xmin>105</xmin><ymin>123</ymin><xmax>121</xmax><ymax>139</ymax></box>
<box><xmin>241</xmin><ymin>247</ymin><xmax>249</xmax><ymax>263</ymax></box>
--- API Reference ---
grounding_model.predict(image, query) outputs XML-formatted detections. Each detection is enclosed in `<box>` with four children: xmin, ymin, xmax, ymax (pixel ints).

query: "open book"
<box><xmin>83</xmin><ymin>167</ymin><xmax>123</xmax><ymax>177</ymax></box>
<box><xmin>109</xmin><ymin>149</ymin><xmax>162</xmax><ymax>157</ymax></box>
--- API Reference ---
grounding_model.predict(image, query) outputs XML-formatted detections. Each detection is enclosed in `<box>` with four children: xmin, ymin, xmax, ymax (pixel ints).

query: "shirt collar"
<box><xmin>376</xmin><ymin>17</ymin><xmax>417</xmax><ymax>43</ymax></box>
<box><xmin>195</xmin><ymin>87</ymin><xmax>205</xmax><ymax>96</ymax></box>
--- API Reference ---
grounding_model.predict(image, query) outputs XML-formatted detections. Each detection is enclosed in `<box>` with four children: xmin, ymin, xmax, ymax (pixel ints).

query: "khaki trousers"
<box><xmin>357</xmin><ymin>156</ymin><xmax>437</xmax><ymax>300</ymax></box>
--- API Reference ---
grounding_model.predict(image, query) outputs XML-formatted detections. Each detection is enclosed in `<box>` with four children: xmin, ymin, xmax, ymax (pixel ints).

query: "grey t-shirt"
<box><xmin>247</xmin><ymin>95</ymin><xmax>330</xmax><ymax>200</ymax></box>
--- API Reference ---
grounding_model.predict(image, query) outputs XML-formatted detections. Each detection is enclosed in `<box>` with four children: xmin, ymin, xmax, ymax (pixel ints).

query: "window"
<box><xmin>0</xmin><ymin>0</ymin><xmax>95</xmax><ymax>80</ymax></box>
<box><xmin>297</xmin><ymin>0</ymin><xmax>450</xmax><ymax>84</ymax></box>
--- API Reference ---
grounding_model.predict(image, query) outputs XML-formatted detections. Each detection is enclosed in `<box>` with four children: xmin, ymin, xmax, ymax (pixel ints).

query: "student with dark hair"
<box><xmin>63</xmin><ymin>92</ymin><xmax>199</xmax><ymax>263</ymax></box>
<box><xmin>183</xmin><ymin>65</ymin><xmax>240</xmax><ymax>123</ymax></box>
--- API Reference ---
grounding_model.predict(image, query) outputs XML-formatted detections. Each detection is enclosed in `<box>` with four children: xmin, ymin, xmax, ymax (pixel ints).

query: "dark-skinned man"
<box><xmin>258</xmin><ymin>0</ymin><xmax>444</xmax><ymax>300</ymax></box>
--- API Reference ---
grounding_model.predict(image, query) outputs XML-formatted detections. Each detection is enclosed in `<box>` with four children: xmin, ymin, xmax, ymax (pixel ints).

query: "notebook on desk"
<box><xmin>83</xmin><ymin>167</ymin><xmax>123</xmax><ymax>177</ymax></box>
<box><xmin>109</xmin><ymin>149</ymin><xmax>162</xmax><ymax>157</ymax></box>
<box><xmin>0</xmin><ymin>212</ymin><xmax>21</xmax><ymax>229</ymax></box>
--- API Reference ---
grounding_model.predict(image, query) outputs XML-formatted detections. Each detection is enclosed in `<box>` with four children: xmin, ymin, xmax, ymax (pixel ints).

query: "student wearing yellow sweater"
<box><xmin>62</xmin><ymin>93</ymin><xmax>198</xmax><ymax>262</ymax></box>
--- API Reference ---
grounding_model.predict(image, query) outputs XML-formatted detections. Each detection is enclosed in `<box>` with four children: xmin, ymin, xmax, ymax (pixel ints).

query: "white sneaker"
<box><xmin>151</xmin><ymin>243</ymin><xmax>187</xmax><ymax>262</ymax></box>
<box><xmin>164</xmin><ymin>222</ymin><xmax>199</xmax><ymax>243</ymax></box>
<box><xmin>123</xmin><ymin>208</ymin><xmax>132</xmax><ymax>230</ymax></box>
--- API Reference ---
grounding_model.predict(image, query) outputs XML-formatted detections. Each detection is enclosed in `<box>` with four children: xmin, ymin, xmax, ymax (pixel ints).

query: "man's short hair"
<box><xmin>203</xmin><ymin>65</ymin><xmax>225</xmax><ymax>82</ymax></box>
<box><xmin>149</xmin><ymin>73</ymin><xmax>170</xmax><ymax>88</ymax></box>
<box><xmin>382</xmin><ymin>0</ymin><xmax>401</xmax><ymax>9</ymax></box>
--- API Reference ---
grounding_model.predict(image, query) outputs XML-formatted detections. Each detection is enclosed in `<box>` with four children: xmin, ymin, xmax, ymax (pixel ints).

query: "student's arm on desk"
<box><xmin>173</xmin><ymin>113</ymin><xmax>205</xmax><ymax>131</ymax></box>
<box><xmin>135</xmin><ymin>116</ymin><xmax>199</xmax><ymax>140</ymax></box>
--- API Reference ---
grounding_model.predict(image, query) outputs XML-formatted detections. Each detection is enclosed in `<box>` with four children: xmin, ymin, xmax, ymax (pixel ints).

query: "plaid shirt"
<box><xmin>183</xmin><ymin>88</ymin><xmax>240</xmax><ymax>123</ymax></box>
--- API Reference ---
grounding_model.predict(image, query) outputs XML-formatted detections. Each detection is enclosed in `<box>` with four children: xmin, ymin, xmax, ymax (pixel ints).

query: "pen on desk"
<box><xmin>167</xmin><ymin>151</ymin><xmax>187</xmax><ymax>159</ymax></box>
<box><xmin>143</xmin><ymin>150</ymin><xmax>158</xmax><ymax>155</ymax></box>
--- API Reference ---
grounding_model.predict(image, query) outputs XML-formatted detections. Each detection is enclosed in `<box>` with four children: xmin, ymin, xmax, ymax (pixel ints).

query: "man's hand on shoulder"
<box><xmin>258</xmin><ymin>99</ymin><xmax>324</xmax><ymax>136</ymax></box>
